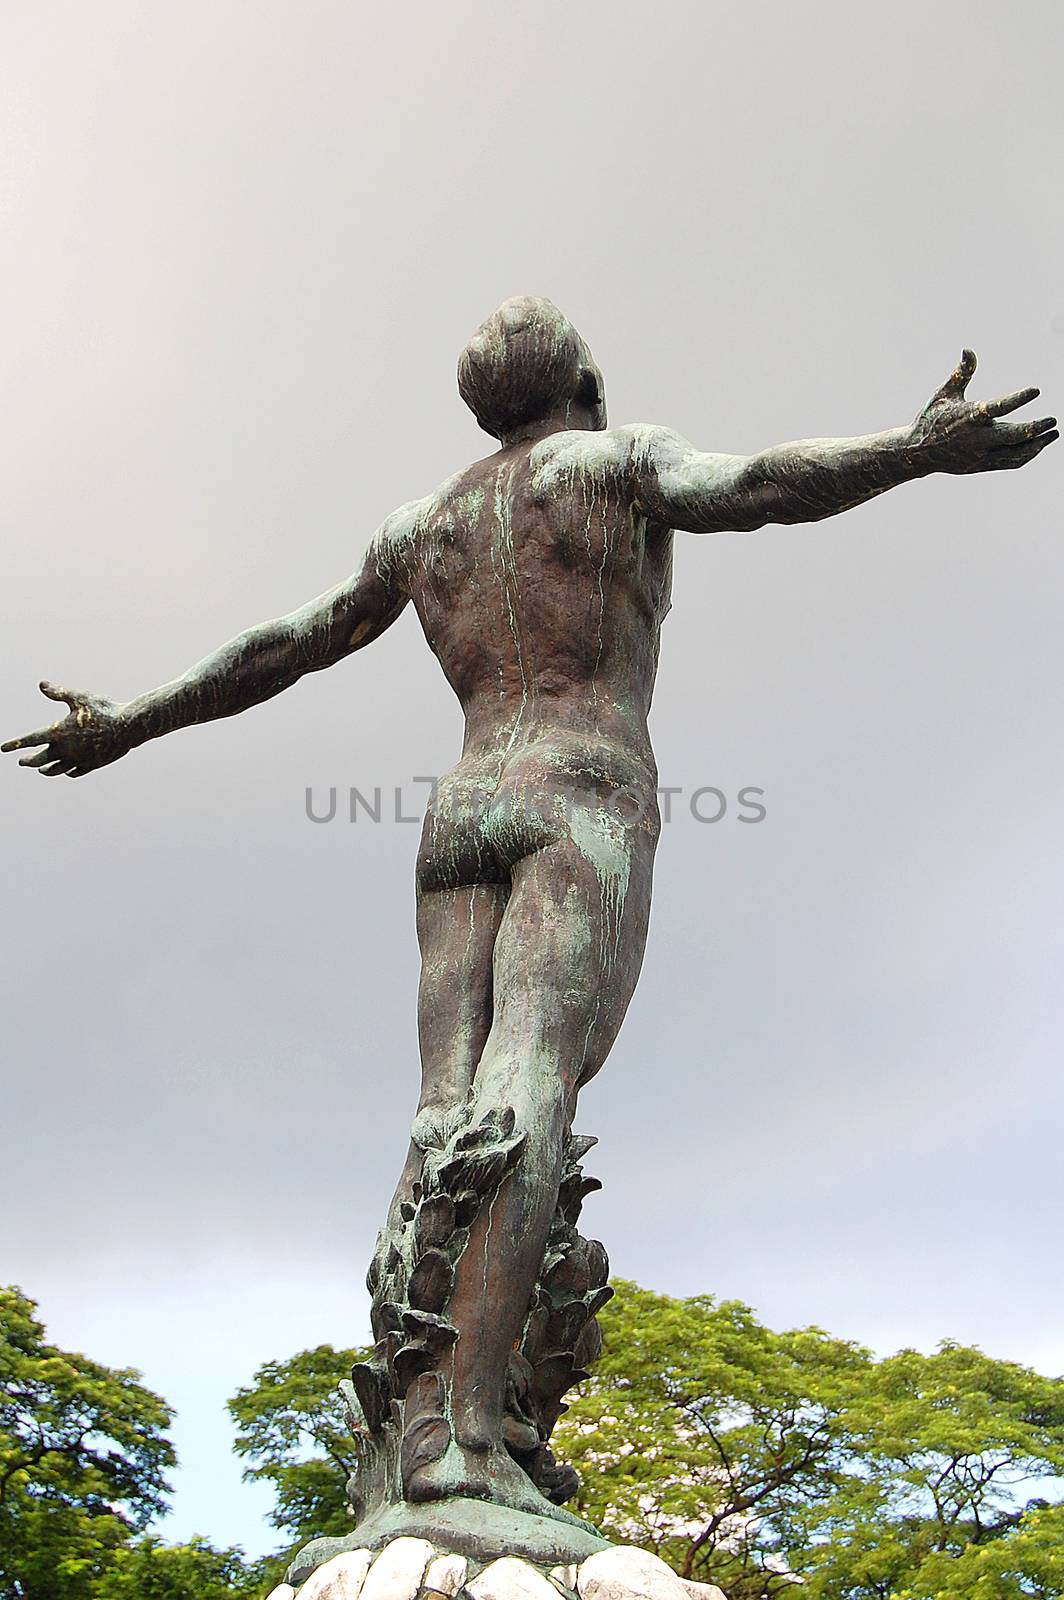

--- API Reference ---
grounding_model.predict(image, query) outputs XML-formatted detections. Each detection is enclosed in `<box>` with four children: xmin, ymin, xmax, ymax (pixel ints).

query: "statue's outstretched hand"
<box><xmin>913</xmin><ymin>350</ymin><xmax>1057</xmax><ymax>474</ymax></box>
<box><xmin>2</xmin><ymin>682</ymin><xmax>133</xmax><ymax>778</ymax></box>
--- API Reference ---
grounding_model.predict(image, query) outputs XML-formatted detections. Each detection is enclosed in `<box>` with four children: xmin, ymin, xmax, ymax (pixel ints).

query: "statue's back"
<box><xmin>393</xmin><ymin>430</ymin><xmax>674</xmax><ymax>748</ymax></box>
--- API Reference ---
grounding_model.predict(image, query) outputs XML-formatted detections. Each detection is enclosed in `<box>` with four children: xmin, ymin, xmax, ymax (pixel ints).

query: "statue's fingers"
<box><xmin>955</xmin><ymin>348</ymin><xmax>978</xmax><ymax>395</ymax></box>
<box><xmin>39</xmin><ymin>680</ymin><xmax>88</xmax><ymax>709</ymax></box>
<box><xmin>983</xmin><ymin>385</ymin><xmax>1040</xmax><ymax>420</ymax></box>
<box><xmin>39</xmin><ymin>760</ymin><xmax>71</xmax><ymax>776</ymax></box>
<box><xmin>2</xmin><ymin>727</ymin><xmax>54</xmax><ymax>752</ymax></box>
<box><xmin>1001</xmin><ymin>429</ymin><xmax>1058</xmax><ymax>468</ymax></box>
<box><xmin>933</xmin><ymin>348</ymin><xmax>977</xmax><ymax>403</ymax></box>
<box><xmin>19</xmin><ymin>745</ymin><xmax>59</xmax><ymax>768</ymax></box>
<box><xmin>992</xmin><ymin>415</ymin><xmax>1057</xmax><ymax>446</ymax></box>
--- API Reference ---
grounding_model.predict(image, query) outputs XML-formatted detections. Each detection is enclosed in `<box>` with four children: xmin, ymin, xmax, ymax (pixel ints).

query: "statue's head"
<box><xmin>458</xmin><ymin>296</ymin><xmax>606</xmax><ymax>443</ymax></box>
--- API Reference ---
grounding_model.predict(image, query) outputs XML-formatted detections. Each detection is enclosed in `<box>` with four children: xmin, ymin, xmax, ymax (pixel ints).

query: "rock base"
<box><xmin>287</xmin><ymin>1498</ymin><xmax>610</xmax><ymax>1581</ymax></box>
<box><xmin>266</xmin><ymin>1534</ymin><xmax>726</xmax><ymax>1600</ymax></box>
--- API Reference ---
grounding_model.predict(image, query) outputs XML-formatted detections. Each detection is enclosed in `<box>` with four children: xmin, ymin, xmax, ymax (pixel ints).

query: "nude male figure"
<box><xmin>4</xmin><ymin>298</ymin><xmax>1055</xmax><ymax>1526</ymax></box>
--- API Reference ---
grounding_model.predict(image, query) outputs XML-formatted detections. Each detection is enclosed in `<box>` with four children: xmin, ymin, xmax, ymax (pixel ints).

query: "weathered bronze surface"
<box><xmin>4</xmin><ymin>299</ymin><xmax>1055</xmax><ymax>1560</ymax></box>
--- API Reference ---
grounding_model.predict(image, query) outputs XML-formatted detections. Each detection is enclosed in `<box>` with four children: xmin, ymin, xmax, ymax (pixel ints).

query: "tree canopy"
<box><xmin>95</xmin><ymin>1533</ymin><xmax>266</xmax><ymax>1599</ymax></box>
<box><xmin>0</xmin><ymin>1285</ymin><xmax>176</xmax><ymax>1599</ymax></box>
<box><xmin>556</xmin><ymin>1283</ymin><xmax>1064</xmax><ymax>1600</ymax></box>
<box><xmin>8</xmin><ymin>1277</ymin><xmax>1061</xmax><ymax>1598</ymax></box>
<box><xmin>228</xmin><ymin>1340</ymin><xmax>368</xmax><ymax>1549</ymax></box>
<box><xmin>227</xmin><ymin>1282</ymin><xmax>1064</xmax><ymax>1600</ymax></box>
<box><xmin>0</xmin><ymin>1286</ymin><xmax>260</xmax><ymax>1600</ymax></box>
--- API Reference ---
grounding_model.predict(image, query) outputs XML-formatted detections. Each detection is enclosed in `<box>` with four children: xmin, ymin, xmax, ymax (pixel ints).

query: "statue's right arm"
<box><xmin>2</xmin><ymin>516</ymin><xmax>411</xmax><ymax>779</ymax></box>
<box><xmin>621</xmin><ymin>351</ymin><xmax>1055</xmax><ymax>536</ymax></box>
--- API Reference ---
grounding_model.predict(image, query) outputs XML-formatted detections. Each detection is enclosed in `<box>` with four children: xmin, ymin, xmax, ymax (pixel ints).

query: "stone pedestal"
<box><xmin>265</xmin><ymin>1535</ymin><xmax>726</xmax><ymax>1600</ymax></box>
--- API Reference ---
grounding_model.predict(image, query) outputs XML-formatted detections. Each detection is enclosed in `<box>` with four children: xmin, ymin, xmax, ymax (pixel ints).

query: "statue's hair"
<box><xmin>458</xmin><ymin>296</ymin><xmax>604</xmax><ymax>440</ymax></box>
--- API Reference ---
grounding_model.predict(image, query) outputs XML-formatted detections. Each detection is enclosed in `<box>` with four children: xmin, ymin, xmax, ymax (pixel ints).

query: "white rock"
<box><xmin>577</xmin><ymin>1547</ymin><xmax>690</xmax><ymax>1600</ymax></box>
<box><xmin>360</xmin><ymin>1538</ymin><xmax>436</xmax><ymax>1600</ymax></box>
<box><xmin>299</xmin><ymin>1549</ymin><xmax>374</xmax><ymax>1600</ymax></box>
<box><xmin>292</xmin><ymin>1539</ymin><xmax>723</xmax><ymax>1600</ymax></box>
<box><xmin>423</xmin><ymin>1553</ymin><xmax>468</xmax><ymax>1596</ymax></box>
<box><xmin>468</xmin><ymin>1556</ymin><xmax>561</xmax><ymax>1600</ymax></box>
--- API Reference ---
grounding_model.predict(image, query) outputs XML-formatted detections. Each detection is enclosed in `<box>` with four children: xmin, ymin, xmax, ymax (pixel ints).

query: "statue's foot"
<box><xmin>400</xmin><ymin>1371</ymin><xmax>594</xmax><ymax>1533</ymax></box>
<box><xmin>405</xmin><ymin>1436</ymin><xmax>594</xmax><ymax>1530</ymax></box>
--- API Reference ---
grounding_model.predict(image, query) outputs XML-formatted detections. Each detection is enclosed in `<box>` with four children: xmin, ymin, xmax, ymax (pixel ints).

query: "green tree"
<box><xmin>228</xmin><ymin>1293</ymin><xmax>870</xmax><ymax>1595</ymax></box>
<box><xmin>88</xmin><ymin>1533</ymin><xmax>266</xmax><ymax>1599</ymax></box>
<box><xmin>227</xmin><ymin>1285</ymin><xmax>1064</xmax><ymax>1600</ymax></box>
<box><xmin>899</xmin><ymin>1502</ymin><xmax>1064</xmax><ymax>1599</ymax></box>
<box><xmin>556</xmin><ymin>1280</ymin><xmax>872</xmax><ymax>1597</ymax></box>
<box><xmin>556</xmin><ymin>1285</ymin><xmax>1064</xmax><ymax>1600</ymax></box>
<box><xmin>0</xmin><ymin>1285</ymin><xmax>175</xmax><ymax>1600</ymax></box>
<box><xmin>228</xmin><ymin>1341</ymin><xmax>369</xmax><ymax>1551</ymax></box>
<box><xmin>801</xmin><ymin>1342</ymin><xmax>1064</xmax><ymax>1599</ymax></box>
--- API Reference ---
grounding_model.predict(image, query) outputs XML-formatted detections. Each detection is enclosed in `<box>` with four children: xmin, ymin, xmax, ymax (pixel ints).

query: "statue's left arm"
<box><xmin>627</xmin><ymin>351</ymin><xmax>1056</xmax><ymax>535</ymax></box>
<box><xmin>2</xmin><ymin>517</ymin><xmax>410</xmax><ymax>778</ymax></box>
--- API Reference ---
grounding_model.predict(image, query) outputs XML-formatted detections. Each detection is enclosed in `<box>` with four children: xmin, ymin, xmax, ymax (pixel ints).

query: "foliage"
<box><xmin>556</xmin><ymin>1280</ymin><xmax>871</xmax><ymax>1596</ymax></box>
<box><xmin>556</xmin><ymin>1283</ymin><xmax>1064</xmax><ymax>1600</ymax></box>
<box><xmin>0</xmin><ymin>1285</ymin><xmax>175</xmax><ymax>1600</ymax></box>
<box><xmin>87</xmin><ymin>1533</ymin><xmax>266</xmax><ymax>1599</ymax></box>
<box><xmin>799</xmin><ymin>1341</ymin><xmax>1064</xmax><ymax>1599</ymax></box>
<box><xmin>227</xmin><ymin>1284</ymin><xmax>1064</xmax><ymax>1600</ymax></box>
<box><xmin>228</xmin><ymin>1341</ymin><xmax>370</xmax><ymax>1549</ymax></box>
<box><xmin>898</xmin><ymin>1502</ymin><xmax>1064</xmax><ymax>1599</ymax></box>
<box><xmin>0</xmin><ymin>1287</ymin><xmax>266</xmax><ymax>1599</ymax></box>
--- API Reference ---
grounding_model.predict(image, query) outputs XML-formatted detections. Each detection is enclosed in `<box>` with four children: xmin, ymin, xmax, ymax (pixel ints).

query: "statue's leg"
<box><xmin>380</xmin><ymin>880</ymin><xmax>509</xmax><ymax>1240</ymax></box>
<box><xmin>403</xmin><ymin>811</ymin><xmax>656</xmax><ymax>1514</ymax></box>
<box><xmin>350</xmin><ymin>821</ymin><xmax>513</xmax><ymax>1519</ymax></box>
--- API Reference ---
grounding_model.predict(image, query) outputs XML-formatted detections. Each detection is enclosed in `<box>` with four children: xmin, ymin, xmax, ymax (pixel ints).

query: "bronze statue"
<box><xmin>4</xmin><ymin>300</ymin><xmax>1055</xmax><ymax>1564</ymax></box>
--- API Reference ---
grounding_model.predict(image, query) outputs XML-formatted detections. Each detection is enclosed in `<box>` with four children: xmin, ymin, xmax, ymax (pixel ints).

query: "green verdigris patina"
<box><xmin>3</xmin><ymin>299</ymin><xmax>1055</xmax><ymax>1569</ymax></box>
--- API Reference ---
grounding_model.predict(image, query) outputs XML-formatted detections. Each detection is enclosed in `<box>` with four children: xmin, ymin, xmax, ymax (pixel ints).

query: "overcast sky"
<box><xmin>2</xmin><ymin>0</ymin><xmax>1061</xmax><ymax>1560</ymax></box>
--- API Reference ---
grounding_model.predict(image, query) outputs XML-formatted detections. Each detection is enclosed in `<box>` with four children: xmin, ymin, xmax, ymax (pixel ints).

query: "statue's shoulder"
<box><xmin>529</xmin><ymin>428</ymin><xmax>630</xmax><ymax>484</ymax></box>
<box><xmin>376</xmin><ymin>494</ymin><xmax>431</xmax><ymax>547</ymax></box>
<box><xmin>380</xmin><ymin>461</ymin><xmax>483</xmax><ymax>540</ymax></box>
<box><xmin>369</xmin><ymin>467</ymin><xmax>487</xmax><ymax>580</ymax></box>
<box><xmin>528</xmin><ymin>425</ymin><xmax>675</xmax><ymax>496</ymax></box>
<box><xmin>611</xmin><ymin>423</ymin><xmax>689</xmax><ymax>465</ymax></box>
<box><xmin>370</xmin><ymin>487</ymin><xmax>445</xmax><ymax>571</ymax></box>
